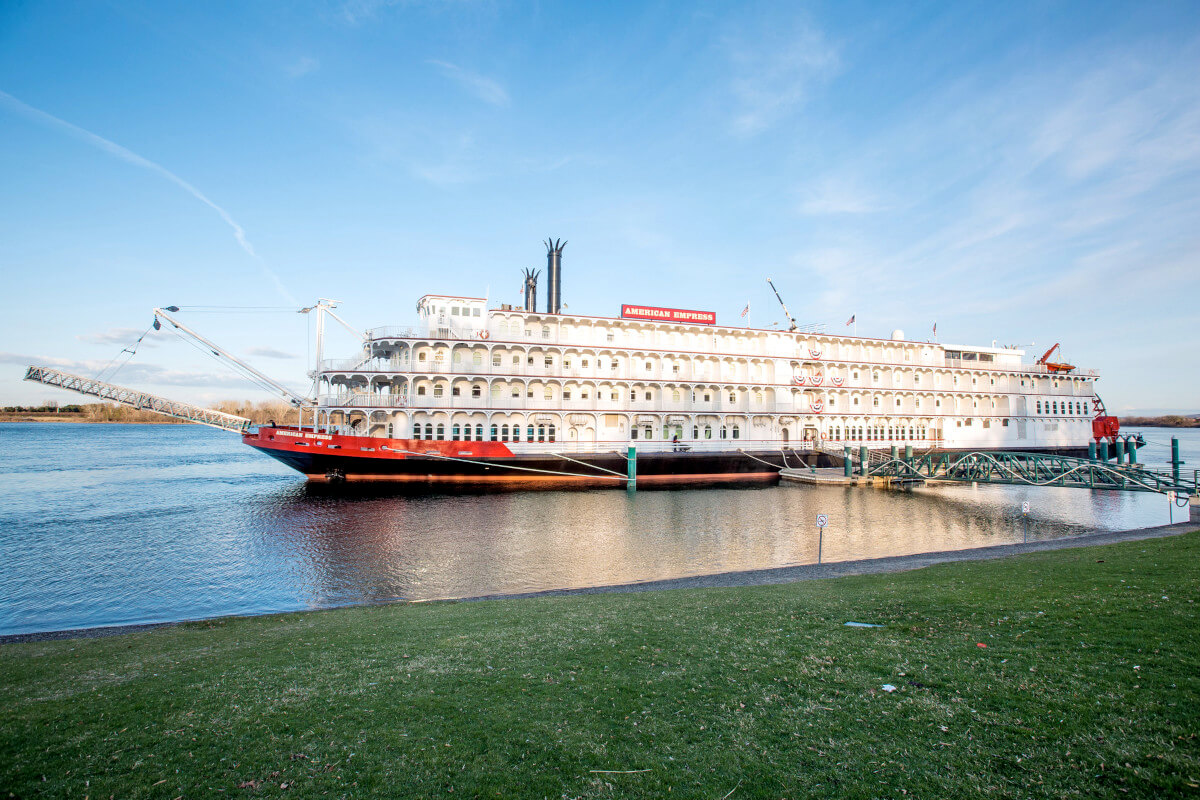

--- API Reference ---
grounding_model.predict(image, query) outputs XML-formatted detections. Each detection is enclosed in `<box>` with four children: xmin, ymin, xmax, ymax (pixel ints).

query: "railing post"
<box><xmin>1171</xmin><ymin>437</ymin><xmax>1183</xmax><ymax>484</ymax></box>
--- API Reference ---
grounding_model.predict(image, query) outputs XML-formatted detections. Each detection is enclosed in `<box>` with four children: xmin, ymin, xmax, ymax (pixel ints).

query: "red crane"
<box><xmin>1035</xmin><ymin>342</ymin><xmax>1075</xmax><ymax>373</ymax></box>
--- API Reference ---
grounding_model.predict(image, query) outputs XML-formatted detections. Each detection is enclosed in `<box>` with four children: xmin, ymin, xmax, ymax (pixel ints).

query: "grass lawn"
<box><xmin>3</xmin><ymin>529</ymin><xmax>1199</xmax><ymax>799</ymax></box>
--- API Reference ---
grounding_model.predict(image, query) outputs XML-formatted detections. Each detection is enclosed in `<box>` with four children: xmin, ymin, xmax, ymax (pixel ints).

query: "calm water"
<box><xmin>0</xmin><ymin>423</ymin><xmax>1194</xmax><ymax>636</ymax></box>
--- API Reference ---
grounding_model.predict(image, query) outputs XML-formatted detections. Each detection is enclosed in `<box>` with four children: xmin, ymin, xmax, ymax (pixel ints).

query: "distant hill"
<box><xmin>1120</xmin><ymin>415</ymin><xmax>1200</xmax><ymax>428</ymax></box>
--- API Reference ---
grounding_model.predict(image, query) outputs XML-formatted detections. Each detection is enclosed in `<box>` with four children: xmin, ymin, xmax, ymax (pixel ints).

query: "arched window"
<box><xmin>704</xmin><ymin>425</ymin><xmax>712</xmax><ymax>439</ymax></box>
<box><xmin>424</xmin><ymin>423</ymin><xmax>434</xmax><ymax>439</ymax></box>
<box><xmin>473</xmin><ymin>352</ymin><xmax>482</xmax><ymax>365</ymax></box>
<box><xmin>435</xmin><ymin>424</ymin><xmax>445</xmax><ymax>440</ymax></box>
<box><xmin>490</xmin><ymin>424</ymin><xmax>498</xmax><ymax>441</ymax></box>
<box><xmin>537</xmin><ymin>424</ymin><xmax>546</xmax><ymax>442</ymax></box>
<box><xmin>501</xmin><ymin>424</ymin><xmax>510</xmax><ymax>441</ymax></box>
<box><xmin>412</xmin><ymin>423</ymin><xmax>422</xmax><ymax>440</ymax></box>
<box><xmin>731</xmin><ymin>425</ymin><xmax>740</xmax><ymax>439</ymax></box>
<box><xmin>472</xmin><ymin>386</ymin><xmax>481</xmax><ymax>398</ymax></box>
<box><xmin>475</xmin><ymin>424</ymin><xmax>484</xmax><ymax>440</ymax></box>
<box><xmin>527</xmin><ymin>425</ymin><xmax>535</xmax><ymax>441</ymax></box>
<box><xmin>547</xmin><ymin>425</ymin><xmax>556</xmax><ymax>442</ymax></box>
<box><xmin>720</xmin><ymin>425</ymin><xmax>728</xmax><ymax>439</ymax></box>
<box><xmin>451</xmin><ymin>424</ymin><xmax>460</xmax><ymax>439</ymax></box>
<box><xmin>417</xmin><ymin>385</ymin><xmax>427</xmax><ymax>396</ymax></box>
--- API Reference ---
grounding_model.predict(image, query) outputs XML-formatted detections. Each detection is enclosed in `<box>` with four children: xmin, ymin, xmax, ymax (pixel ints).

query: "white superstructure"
<box><xmin>313</xmin><ymin>296</ymin><xmax>1100</xmax><ymax>453</ymax></box>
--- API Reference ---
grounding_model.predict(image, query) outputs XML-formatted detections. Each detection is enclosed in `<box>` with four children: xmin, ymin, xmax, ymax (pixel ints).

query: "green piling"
<box><xmin>1099</xmin><ymin>440</ymin><xmax>1109</xmax><ymax>462</ymax></box>
<box><xmin>843</xmin><ymin>446</ymin><xmax>852</xmax><ymax>478</ymax></box>
<box><xmin>1088</xmin><ymin>441</ymin><xmax>1097</xmax><ymax>461</ymax></box>
<box><xmin>626</xmin><ymin>445</ymin><xmax>637</xmax><ymax>490</ymax></box>
<box><xmin>1115</xmin><ymin>439</ymin><xmax>1125</xmax><ymax>464</ymax></box>
<box><xmin>1171</xmin><ymin>437</ymin><xmax>1184</xmax><ymax>484</ymax></box>
<box><xmin>859</xmin><ymin>445</ymin><xmax>869</xmax><ymax>477</ymax></box>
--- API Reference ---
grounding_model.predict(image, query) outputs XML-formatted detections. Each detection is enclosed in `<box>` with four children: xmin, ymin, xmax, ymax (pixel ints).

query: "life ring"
<box><xmin>820</xmin><ymin>432</ymin><xmax>826</xmax><ymax>440</ymax></box>
<box><xmin>478</xmin><ymin>330</ymin><xmax>490</xmax><ymax>339</ymax></box>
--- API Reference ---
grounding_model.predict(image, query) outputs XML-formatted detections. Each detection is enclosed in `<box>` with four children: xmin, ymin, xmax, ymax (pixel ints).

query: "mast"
<box><xmin>153</xmin><ymin>307</ymin><xmax>313</xmax><ymax>407</ymax></box>
<box><xmin>766</xmin><ymin>278</ymin><xmax>798</xmax><ymax>331</ymax></box>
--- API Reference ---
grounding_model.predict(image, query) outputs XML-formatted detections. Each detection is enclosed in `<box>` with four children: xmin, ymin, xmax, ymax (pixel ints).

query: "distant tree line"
<box><xmin>1120</xmin><ymin>415</ymin><xmax>1200</xmax><ymax>428</ymax></box>
<box><xmin>3</xmin><ymin>401</ymin><xmax>299</xmax><ymax>425</ymax></box>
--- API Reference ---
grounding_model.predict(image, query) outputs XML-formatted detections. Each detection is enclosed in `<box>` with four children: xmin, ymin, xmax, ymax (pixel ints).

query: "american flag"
<box><xmin>933</xmin><ymin>321</ymin><xmax>937</xmax><ymax>335</ymax></box>
<box><xmin>740</xmin><ymin>303</ymin><xmax>750</xmax><ymax>318</ymax></box>
<box><xmin>845</xmin><ymin>314</ymin><xmax>855</xmax><ymax>326</ymax></box>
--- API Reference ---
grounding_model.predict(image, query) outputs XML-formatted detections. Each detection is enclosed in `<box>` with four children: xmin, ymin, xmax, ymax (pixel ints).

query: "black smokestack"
<box><xmin>545</xmin><ymin>238</ymin><xmax>566</xmax><ymax>314</ymax></box>
<box><xmin>522</xmin><ymin>268</ymin><xmax>539</xmax><ymax>313</ymax></box>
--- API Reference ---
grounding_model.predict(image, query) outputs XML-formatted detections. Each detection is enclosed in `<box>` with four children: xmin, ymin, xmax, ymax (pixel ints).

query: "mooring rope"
<box><xmin>391</xmin><ymin>448</ymin><xmax>626</xmax><ymax>481</ymax></box>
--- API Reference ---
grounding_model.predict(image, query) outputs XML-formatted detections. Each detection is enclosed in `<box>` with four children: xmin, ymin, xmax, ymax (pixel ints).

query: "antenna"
<box><xmin>766</xmin><ymin>278</ymin><xmax>798</xmax><ymax>332</ymax></box>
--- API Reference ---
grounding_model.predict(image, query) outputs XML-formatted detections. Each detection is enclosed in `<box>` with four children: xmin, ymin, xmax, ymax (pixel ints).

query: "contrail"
<box><xmin>0</xmin><ymin>90</ymin><xmax>295</xmax><ymax>304</ymax></box>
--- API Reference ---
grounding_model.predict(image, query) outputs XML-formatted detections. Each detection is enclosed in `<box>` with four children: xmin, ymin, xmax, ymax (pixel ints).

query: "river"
<box><xmin>0</xmin><ymin>423</ymin><xmax>1194</xmax><ymax>636</ymax></box>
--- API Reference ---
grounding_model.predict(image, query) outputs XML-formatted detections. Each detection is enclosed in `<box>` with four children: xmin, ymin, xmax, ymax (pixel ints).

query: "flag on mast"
<box><xmin>845</xmin><ymin>314</ymin><xmax>855</xmax><ymax>326</ymax></box>
<box><xmin>933</xmin><ymin>321</ymin><xmax>937</xmax><ymax>335</ymax></box>
<box><xmin>740</xmin><ymin>302</ymin><xmax>750</xmax><ymax>318</ymax></box>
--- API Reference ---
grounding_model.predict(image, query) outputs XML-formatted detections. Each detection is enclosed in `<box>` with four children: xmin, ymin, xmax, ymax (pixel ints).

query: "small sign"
<box><xmin>1021</xmin><ymin>501</ymin><xmax>1030</xmax><ymax>514</ymax></box>
<box><xmin>816</xmin><ymin>514</ymin><xmax>828</xmax><ymax>528</ymax></box>
<box><xmin>620</xmin><ymin>304</ymin><xmax>716</xmax><ymax>325</ymax></box>
<box><xmin>1167</xmin><ymin>491</ymin><xmax>1176</xmax><ymax>502</ymax></box>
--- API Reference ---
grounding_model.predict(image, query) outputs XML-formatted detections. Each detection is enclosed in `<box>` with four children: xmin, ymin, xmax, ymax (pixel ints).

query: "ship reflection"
<box><xmin>244</xmin><ymin>481</ymin><xmax>1158</xmax><ymax>609</ymax></box>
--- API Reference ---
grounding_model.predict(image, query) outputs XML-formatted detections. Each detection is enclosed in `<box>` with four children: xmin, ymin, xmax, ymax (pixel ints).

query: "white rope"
<box><xmin>391</xmin><ymin>448</ymin><xmax>626</xmax><ymax>481</ymax></box>
<box><xmin>549</xmin><ymin>451</ymin><xmax>627</xmax><ymax>478</ymax></box>
<box><xmin>740</xmin><ymin>450</ymin><xmax>788</xmax><ymax>469</ymax></box>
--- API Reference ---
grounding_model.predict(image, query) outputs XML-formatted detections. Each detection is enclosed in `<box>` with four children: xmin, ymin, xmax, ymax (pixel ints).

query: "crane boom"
<box><xmin>766</xmin><ymin>278</ymin><xmax>798</xmax><ymax>331</ymax></box>
<box><xmin>153</xmin><ymin>308</ymin><xmax>313</xmax><ymax>407</ymax></box>
<box><xmin>23</xmin><ymin>366</ymin><xmax>252</xmax><ymax>433</ymax></box>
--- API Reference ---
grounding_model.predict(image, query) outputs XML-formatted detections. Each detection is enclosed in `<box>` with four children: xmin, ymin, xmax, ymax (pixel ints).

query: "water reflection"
<box><xmin>246</xmin><ymin>477</ymin><xmax>1156</xmax><ymax>606</ymax></box>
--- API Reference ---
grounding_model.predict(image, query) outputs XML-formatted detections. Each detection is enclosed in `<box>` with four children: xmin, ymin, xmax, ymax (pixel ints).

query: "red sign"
<box><xmin>620</xmin><ymin>304</ymin><xmax>716</xmax><ymax>325</ymax></box>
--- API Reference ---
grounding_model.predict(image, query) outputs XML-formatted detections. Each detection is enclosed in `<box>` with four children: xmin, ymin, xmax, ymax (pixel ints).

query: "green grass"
<box><xmin>3</xmin><ymin>531</ymin><xmax>1199</xmax><ymax>799</ymax></box>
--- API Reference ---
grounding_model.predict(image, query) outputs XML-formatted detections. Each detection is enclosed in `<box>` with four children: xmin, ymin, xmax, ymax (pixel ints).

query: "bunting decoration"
<box><xmin>810</xmin><ymin>399</ymin><xmax>824</xmax><ymax>413</ymax></box>
<box><xmin>809</xmin><ymin>349</ymin><xmax>822</xmax><ymax>359</ymax></box>
<box><xmin>792</xmin><ymin>375</ymin><xmax>807</xmax><ymax>386</ymax></box>
<box><xmin>830</xmin><ymin>376</ymin><xmax>845</xmax><ymax>387</ymax></box>
<box><xmin>810</xmin><ymin>373</ymin><xmax>824</xmax><ymax>386</ymax></box>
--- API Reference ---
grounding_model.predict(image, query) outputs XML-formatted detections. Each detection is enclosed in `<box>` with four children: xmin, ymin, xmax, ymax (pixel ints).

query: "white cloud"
<box><xmin>244</xmin><ymin>346</ymin><xmax>297</xmax><ymax>360</ymax></box>
<box><xmin>0</xmin><ymin>90</ymin><xmax>295</xmax><ymax>304</ymax></box>
<box><xmin>428</xmin><ymin>60</ymin><xmax>509</xmax><ymax>107</ymax></box>
<box><xmin>285</xmin><ymin>56</ymin><xmax>320</xmax><ymax>78</ymax></box>
<box><xmin>725</xmin><ymin>20</ymin><xmax>839</xmax><ymax>136</ymax></box>
<box><xmin>77</xmin><ymin>327</ymin><xmax>160</xmax><ymax>347</ymax></box>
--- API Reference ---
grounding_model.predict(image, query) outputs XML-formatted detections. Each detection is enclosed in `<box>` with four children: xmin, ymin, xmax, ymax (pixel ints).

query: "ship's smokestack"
<box><xmin>522</xmin><ymin>268</ymin><xmax>539</xmax><ymax>313</ymax></box>
<box><xmin>545</xmin><ymin>238</ymin><xmax>566</xmax><ymax>314</ymax></box>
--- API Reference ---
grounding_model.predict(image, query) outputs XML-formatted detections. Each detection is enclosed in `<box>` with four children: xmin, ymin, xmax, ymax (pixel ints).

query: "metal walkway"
<box><xmin>867</xmin><ymin>450</ymin><xmax>1197</xmax><ymax>497</ymax></box>
<box><xmin>24</xmin><ymin>366</ymin><xmax>252</xmax><ymax>433</ymax></box>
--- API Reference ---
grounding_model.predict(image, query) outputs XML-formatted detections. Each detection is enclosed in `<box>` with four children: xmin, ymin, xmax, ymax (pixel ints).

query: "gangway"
<box><xmin>867</xmin><ymin>450</ymin><xmax>1197</xmax><ymax>497</ymax></box>
<box><xmin>23</xmin><ymin>366</ymin><xmax>252</xmax><ymax>433</ymax></box>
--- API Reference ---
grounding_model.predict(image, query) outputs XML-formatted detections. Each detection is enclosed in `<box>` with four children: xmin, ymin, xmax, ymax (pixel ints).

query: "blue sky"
<box><xmin>2</xmin><ymin>0</ymin><xmax>1198</xmax><ymax>413</ymax></box>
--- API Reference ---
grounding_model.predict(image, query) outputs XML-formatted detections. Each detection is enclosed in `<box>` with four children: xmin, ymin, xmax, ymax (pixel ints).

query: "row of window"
<box><xmin>411</xmin><ymin>422</ymin><xmax>558</xmax><ymax>443</ymax></box>
<box><xmin>831</xmin><ymin>426</ymin><xmax>930</xmax><ymax>441</ymax></box>
<box><xmin>1036</xmin><ymin>400</ymin><xmax>1088</xmax><ymax>415</ymax></box>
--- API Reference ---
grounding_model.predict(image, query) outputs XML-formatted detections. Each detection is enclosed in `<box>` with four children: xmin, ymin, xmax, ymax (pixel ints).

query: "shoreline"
<box><xmin>3</xmin><ymin>520</ymin><xmax>1194</xmax><ymax>645</ymax></box>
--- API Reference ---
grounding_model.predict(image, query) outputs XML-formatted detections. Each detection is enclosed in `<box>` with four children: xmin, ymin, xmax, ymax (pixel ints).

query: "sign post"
<box><xmin>1021</xmin><ymin>501</ymin><xmax>1030</xmax><ymax>543</ymax></box>
<box><xmin>1168</xmin><ymin>490</ymin><xmax>1176</xmax><ymax>525</ymax></box>
<box><xmin>816</xmin><ymin>514</ymin><xmax>828</xmax><ymax>564</ymax></box>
